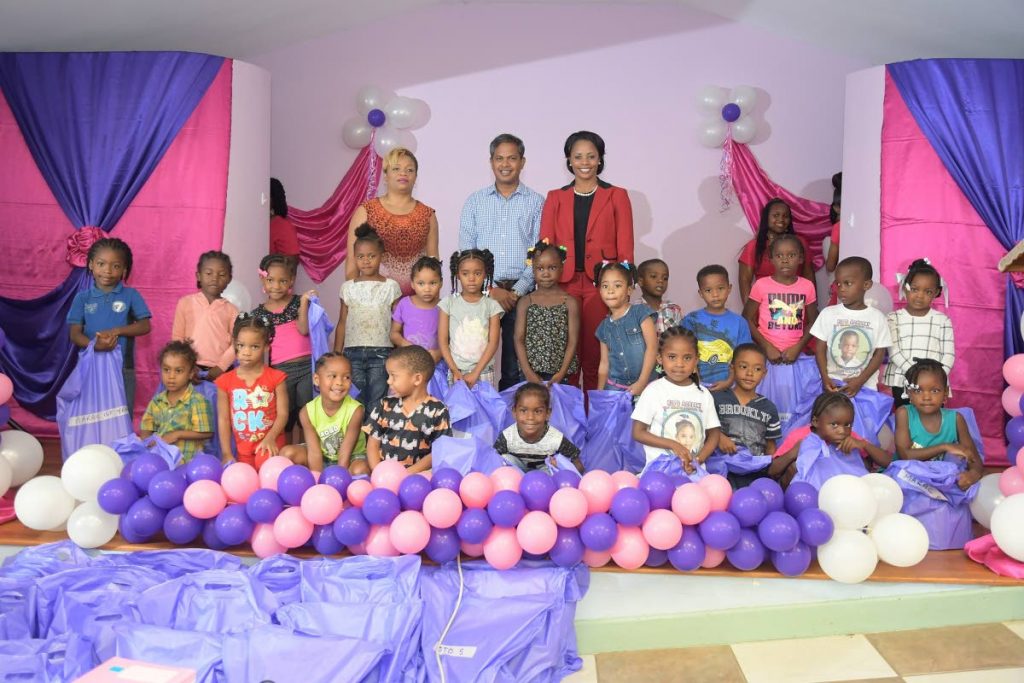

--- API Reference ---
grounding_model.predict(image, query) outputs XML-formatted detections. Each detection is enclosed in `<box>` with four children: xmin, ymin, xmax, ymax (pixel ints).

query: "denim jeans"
<box><xmin>498</xmin><ymin>302</ymin><xmax>522</xmax><ymax>390</ymax></box>
<box><xmin>345</xmin><ymin>346</ymin><xmax>390</xmax><ymax>415</ymax></box>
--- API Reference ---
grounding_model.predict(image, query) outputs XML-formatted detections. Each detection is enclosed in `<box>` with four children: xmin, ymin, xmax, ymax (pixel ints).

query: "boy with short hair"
<box><xmin>809</xmin><ymin>256</ymin><xmax>892</xmax><ymax>396</ymax></box>
<box><xmin>681</xmin><ymin>264</ymin><xmax>753</xmax><ymax>392</ymax></box>
<box><xmin>712</xmin><ymin>343</ymin><xmax>782</xmax><ymax>458</ymax></box>
<box><xmin>140</xmin><ymin>340</ymin><xmax>213</xmax><ymax>462</ymax></box>
<box><xmin>364</xmin><ymin>345</ymin><xmax>451</xmax><ymax>473</ymax></box>
<box><xmin>637</xmin><ymin>259</ymin><xmax>683</xmax><ymax>333</ymax></box>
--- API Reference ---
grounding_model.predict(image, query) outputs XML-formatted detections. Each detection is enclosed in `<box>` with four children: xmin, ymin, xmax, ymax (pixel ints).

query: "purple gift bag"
<box><xmin>247</xmin><ymin>554</ymin><xmax>303</xmax><ymax>606</ymax></box>
<box><xmin>56</xmin><ymin>342</ymin><xmax>134</xmax><ymax>460</ymax></box>
<box><xmin>308</xmin><ymin>296</ymin><xmax>335</xmax><ymax>394</ymax></box>
<box><xmin>705</xmin><ymin>446</ymin><xmax>773</xmax><ymax>477</ymax></box>
<box><xmin>582</xmin><ymin>390</ymin><xmax>646</xmax><ymax>473</ymax></box>
<box><xmin>113</xmin><ymin>623</ymin><xmax>224</xmax><ymax>683</ymax></box>
<box><xmin>790</xmin><ymin>384</ymin><xmax>894</xmax><ymax>447</ymax></box>
<box><xmin>111</xmin><ymin>433</ymin><xmax>183</xmax><ymax>468</ymax></box>
<box><xmin>884</xmin><ymin>459</ymin><xmax>978</xmax><ymax>550</ymax></box>
<box><xmin>299</xmin><ymin>555</ymin><xmax>421</xmax><ymax>605</ymax></box>
<box><xmin>134</xmin><ymin>569</ymin><xmax>278</xmax><ymax>634</ymax></box>
<box><xmin>501</xmin><ymin>382</ymin><xmax>587</xmax><ymax>447</ymax></box>
<box><xmin>428</xmin><ymin>360</ymin><xmax>449</xmax><ymax>401</ymax></box>
<box><xmin>792</xmin><ymin>432</ymin><xmax>868</xmax><ymax>488</ymax></box>
<box><xmin>446</xmin><ymin>380</ymin><xmax>512</xmax><ymax>444</ymax></box>
<box><xmin>759</xmin><ymin>356</ymin><xmax>821</xmax><ymax>437</ymax></box>
<box><xmin>431</xmin><ymin>434</ymin><xmax>505</xmax><ymax>475</ymax></box>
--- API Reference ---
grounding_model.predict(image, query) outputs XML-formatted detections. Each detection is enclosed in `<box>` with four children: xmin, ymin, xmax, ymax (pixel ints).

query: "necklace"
<box><xmin>573</xmin><ymin>185</ymin><xmax>597</xmax><ymax>197</ymax></box>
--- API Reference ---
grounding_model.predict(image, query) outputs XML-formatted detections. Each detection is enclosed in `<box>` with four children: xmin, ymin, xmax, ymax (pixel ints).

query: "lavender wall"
<box><xmin>253</xmin><ymin>3</ymin><xmax>869</xmax><ymax>311</ymax></box>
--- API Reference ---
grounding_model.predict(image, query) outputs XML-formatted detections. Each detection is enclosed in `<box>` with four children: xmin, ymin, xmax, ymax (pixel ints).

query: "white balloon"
<box><xmin>67</xmin><ymin>501</ymin><xmax>118</xmax><ymax>549</ymax></box>
<box><xmin>862</xmin><ymin>473</ymin><xmax>905</xmax><ymax>525</ymax></box>
<box><xmin>818</xmin><ymin>528</ymin><xmax>878</xmax><ymax>583</ymax></box>
<box><xmin>222</xmin><ymin>280</ymin><xmax>252</xmax><ymax>313</ymax></box>
<box><xmin>355</xmin><ymin>85</ymin><xmax>394</xmax><ymax>116</ymax></box>
<box><xmin>62</xmin><ymin>445</ymin><xmax>124</xmax><ymax>502</ymax></box>
<box><xmin>342</xmin><ymin>117</ymin><xmax>373</xmax><ymax>149</ymax></box>
<box><xmin>730</xmin><ymin>85</ymin><xmax>758</xmax><ymax>112</ymax></box>
<box><xmin>384</xmin><ymin>96</ymin><xmax>415</xmax><ymax>129</ymax></box>
<box><xmin>0</xmin><ymin>430</ymin><xmax>44</xmax><ymax>486</ymax></box>
<box><xmin>970</xmin><ymin>473</ymin><xmax>1005</xmax><ymax>529</ymax></box>
<box><xmin>373</xmin><ymin>125</ymin><xmax>404</xmax><ymax>158</ymax></box>
<box><xmin>864</xmin><ymin>283</ymin><xmax>894</xmax><ymax>314</ymax></box>
<box><xmin>14</xmin><ymin>476</ymin><xmax>76</xmax><ymax>531</ymax></box>
<box><xmin>0</xmin><ymin>455</ymin><xmax>11</xmax><ymax>498</ymax></box>
<box><xmin>406</xmin><ymin>98</ymin><xmax>431</xmax><ymax>129</ymax></box>
<box><xmin>731</xmin><ymin>116</ymin><xmax>757</xmax><ymax>144</ymax></box>
<box><xmin>698</xmin><ymin>119</ymin><xmax>727</xmax><ymax>148</ymax></box>
<box><xmin>991</xmin><ymin>493</ymin><xmax>1024</xmax><ymax>561</ymax></box>
<box><xmin>819</xmin><ymin>475</ymin><xmax>878</xmax><ymax>530</ymax></box>
<box><xmin>696</xmin><ymin>85</ymin><xmax>727</xmax><ymax>114</ymax></box>
<box><xmin>870</xmin><ymin>513</ymin><xmax>929</xmax><ymax>567</ymax></box>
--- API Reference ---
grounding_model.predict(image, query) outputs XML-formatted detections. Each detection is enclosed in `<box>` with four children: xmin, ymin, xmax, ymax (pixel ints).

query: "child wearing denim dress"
<box><xmin>594</xmin><ymin>262</ymin><xmax>658</xmax><ymax>396</ymax></box>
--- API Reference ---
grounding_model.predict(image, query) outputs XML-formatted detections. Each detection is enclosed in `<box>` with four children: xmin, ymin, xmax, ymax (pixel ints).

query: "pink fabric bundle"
<box><xmin>964</xmin><ymin>533</ymin><xmax>1024</xmax><ymax>580</ymax></box>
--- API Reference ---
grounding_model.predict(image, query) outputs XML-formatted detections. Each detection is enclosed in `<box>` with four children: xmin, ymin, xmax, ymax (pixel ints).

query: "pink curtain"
<box><xmin>0</xmin><ymin>62</ymin><xmax>233</xmax><ymax>434</ymax></box>
<box><xmin>290</xmin><ymin>145</ymin><xmax>381</xmax><ymax>283</ymax></box>
<box><xmin>881</xmin><ymin>71</ymin><xmax>1007</xmax><ymax>463</ymax></box>
<box><xmin>727</xmin><ymin>138</ymin><xmax>832</xmax><ymax>269</ymax></box>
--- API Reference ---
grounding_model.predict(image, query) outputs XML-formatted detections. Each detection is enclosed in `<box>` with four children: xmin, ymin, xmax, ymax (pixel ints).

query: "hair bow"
<box><xmin>895</xmin><ymin>257</ymin><xmax>949</xmax><ymax>307</ymax></box>
<box><xmin>257</xmin><ymin>268</ymin><xmax>269</xmax><ymax>278</ymax></box>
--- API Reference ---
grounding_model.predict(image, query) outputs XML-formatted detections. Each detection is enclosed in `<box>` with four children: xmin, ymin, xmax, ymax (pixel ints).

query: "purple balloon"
<box><xmin>425</xmin><ymin>527</ymin><xmax>461</xmax><ymax>563</ymax></box>
<box><xmin>579</xmin><ymin>512</ymin><xmax>618</xmax><ymax>551</ymax></box>
<box><xmin>185</xmin><ymin>453</ymin><xmax>222</xmax><ymax>484</ymax></box>
<box><xmin>520</xmin><ymin>471</ymin><xmax>557</xmax><ymax>511</ymax></box>
<box><xmin>333</xmin><ymin>507</ymin><xmax>370</xmax><ymax>546</ymax></box>
<box><xmin>728</xmin><ymin>487</ymin><xmax>769</xmax><ymax>527</ymax></box>
<box><xmin>202</xmin><ymin>519</ymin><xmax>229</xmax><ymax>550</ymax></box>
<box><xmin>214</xmin><ymin>504</ymin><xmax>254</xmax><ymax>546</ymax></box>
<box><xmin>487</xmin><ymin>490</ymin><xmax>526</xmax><ymax>528</ymax></box>
<box><xmin>698</xmin><ymin>511</ymin><xmax>742</xmax><ymax>550</ymax></box>
<box><xmin>1007</xmin><ymin>416</ymin><xmax>1024</xmax><ymax>444</ymax></box>
<box><xmin>797</xmin><ymin>508</ymin><xmax>834</xmax><ymax>547</ymax></box>
<box><xmin>398</xmin><ymin>475</ymin><xmax>432</xmax><ymax>511</ymax></box>
<box><xmin>120</xmin><ymin>463</ymin><xmax>133</xmax><ymax>481</ymax></box>
<box><xmin>751</xmin><ymin>478</ymin><xmax>785</xmax><ymax>513</ymax></box>
<box><xmin>645</xmin><ymin>548</ymin><xmax>668</xmax><ymax>567</ymax></box>
<box><xmin>245</xmin><ymin>489</ymin><xmax>284</xmax><ymax>524</ymax></box>
<box><xmin>667</xmin><ymin>526</ymin><xmax>705</xmax><ymax>571</ymax></box>
<box><xmin>552</xmin><ymin>470</ymin><xmax>580</xmax><ymax>489</ymax></box>
<box><xmin>610</xmin><ymin>487</ymin><xmax>650</xmax><ymax>526</ymax></box>
<box><xmin>431</xmin><ymin>468</ymin><xmax>463</xmax><ymax>492</ymax></box>
<box><xmin>671</xmin><ymin>474</ymin><xmax>691</xmax><ymax>488</ymax></box>
<box><xmin>784</xmin><ymin>482</ymin><xmax>819</xmax><ymax>517</ymax></box>
<box><xmin>119</xmin><ymin>512</ymin><xmax>150</xmax><ymax>544</ymax></box>
<box><xmin>771</xmin><ymin>541</ymin><xmax>813</xmax><ymax>576</ymax></box>
<box><xmin>312</xmin><ymin>524</ymin><xmax>344</xmax><ymax>555</ymax></box>
<box><xmin>0</xmin><ymin>404</ymin><xmax>10</xmax><ymax>427</ymax></box>
<box><xmin>721</xmin><ymin>102</ymin><xmax>742</xmax><ymax>123</ymax></box>
<box><xmin>549</xmin><ymin>526</ymin><xmax>584</xmax><ymax>567</ymax></box>
<box><xmin>163</xmin><ymin>505</ymin><xmax>203</xmax><ymax>545</ymax></box>
<box><xmin>98</xmin><ymin>478</ymin><xmax>141</xmax><ymax>515</ymax></box>
<box><xmin>130</xmin><ymin>454</ymin><xmax>169</xmax><ymax>492</ymax></box>
<box><xmin>147</xmin><ymin>469</ymin><xmax>187</xmax><ymax>510</ymax></box>
<box><xmin>125</xmin><ymin>496</ymin><xmax>166</xmax><ymax>539</ymax></box>
<box><xmin>277</xmin><ymin>465</ymin><xmax>316</xmax><ymax>506</ymax></box>
<box><xmin>320</xmin><ymin>465</ymin><xmax>352</xmax><ymax>499</ymax></box>
<box><xmin>456</xmin><ymin>508</ymin><xmax>493</xmax><ymax>544</ymax></box>
<box><xmin>367</xmin><ymin>108</ymin><xmax>386</xmax><ymax>128</ymax></box>
<box><xmin>362</xmin><ymin>489</ymin><xmax>401</xmax><ymax>526</ymax></box>
<box><xmin>727</xmin><ymin>528</ymin><xmax>766</xmax><ymax>570</ymax></box>
<box><xmin>639</xmin><ymin>471</ymin><xmax>673</xmax><ymax>510</ymax></box>
<box><xmin>758</xmin><ymin>511</ymin><xmax>801</xmax><ymax>552</ymax></box>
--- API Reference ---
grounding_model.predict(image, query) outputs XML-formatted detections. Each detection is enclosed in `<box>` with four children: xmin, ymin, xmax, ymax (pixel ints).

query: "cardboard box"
<box><xmin>75</xmin><ymin>657</ymin><xmax>197</xmax><ymax>683</ymax></box>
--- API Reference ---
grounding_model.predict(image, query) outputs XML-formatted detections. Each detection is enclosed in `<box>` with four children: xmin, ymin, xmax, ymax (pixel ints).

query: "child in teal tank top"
<box><xmin>280</xmin><ymin>353</ymin><xmax>368</xmax><ymax>475</ymax></box>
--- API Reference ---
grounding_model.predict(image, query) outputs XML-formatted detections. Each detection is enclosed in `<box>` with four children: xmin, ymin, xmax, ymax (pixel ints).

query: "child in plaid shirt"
<box><xmin>140</xmin><ymin>340</ymin><xmax>213</xmax><ymax>461</ymax></box>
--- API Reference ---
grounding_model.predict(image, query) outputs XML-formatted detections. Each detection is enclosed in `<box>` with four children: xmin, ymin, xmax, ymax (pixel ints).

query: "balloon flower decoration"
<box><xmin>341</xmin><ymin>85</ymin><xmax>431</xmax><ymax>159</ymax></box>
<box><xmin>696</xmin><ymin>85</ymin><xmax>760</xmax><ymax>148</ymax></box>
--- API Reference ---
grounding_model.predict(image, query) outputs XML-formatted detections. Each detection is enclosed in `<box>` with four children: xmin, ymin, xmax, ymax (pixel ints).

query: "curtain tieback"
<box><xmin>65</xmin><ymin>226</ymin><xmax>105</xmax><ymax>267</ymax></box>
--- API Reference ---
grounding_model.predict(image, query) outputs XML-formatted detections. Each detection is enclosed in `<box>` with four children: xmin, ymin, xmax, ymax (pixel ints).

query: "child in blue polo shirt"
<box><xmin>67</xmin><ymin>237</ymin><xmax>152</xmax><ymax>416</ymax></box>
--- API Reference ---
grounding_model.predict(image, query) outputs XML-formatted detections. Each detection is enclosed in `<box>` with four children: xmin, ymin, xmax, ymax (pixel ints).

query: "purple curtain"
<box><xmin>0</xmin><ymin>52</ymin><xmax>224</xmax><ymax>418</ymax></box>
<box><xmin>888</xmin><ymin>59</ymin><xmax>1024</xmax><ymax>360</ymax></box>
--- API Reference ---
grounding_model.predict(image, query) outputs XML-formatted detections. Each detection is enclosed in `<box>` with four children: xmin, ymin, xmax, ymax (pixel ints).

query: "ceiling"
<box><xmin>0</xmin><ymin>0</ymin><xmax>1022</xmax><ymax>64</ymax></box>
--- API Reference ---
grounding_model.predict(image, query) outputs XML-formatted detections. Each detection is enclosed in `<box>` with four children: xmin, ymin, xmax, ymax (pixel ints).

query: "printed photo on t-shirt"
<box><xmin>767</xmin><ymin>294</ymin><xmax>806</xmax><ymax>330</ymax></box>
<box><xmin>660</xmin><ymin>409</ymin><xmax>705</xmax><ymax>455</ymax></box>
<box><xmin>828</xmin><ymin>325</ymin><xmax>871</xmax><ymax>374</ymax></box>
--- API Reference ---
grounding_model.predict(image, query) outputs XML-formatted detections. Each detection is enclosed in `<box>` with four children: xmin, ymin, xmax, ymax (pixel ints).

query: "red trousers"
<box><xmin>563</xmin><ymin>272</ymin><xmax>607</xmax><ymax>391</ymax></box>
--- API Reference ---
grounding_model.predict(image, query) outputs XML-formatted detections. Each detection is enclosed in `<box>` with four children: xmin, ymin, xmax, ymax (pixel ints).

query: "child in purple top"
<box><xmin>391</xmin><ymin>256</ymin><xmax>443</xmax><ymax>361</ymax></box>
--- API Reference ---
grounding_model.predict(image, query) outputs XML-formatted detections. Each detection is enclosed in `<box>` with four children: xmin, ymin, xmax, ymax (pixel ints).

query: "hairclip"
<box><xmin>541</xmin><ymin>237</ymin><xmax>550</xmax><ymax>245</ymax></box>
<box><xmin>620</xmin><ymin>260</ymin><xmax>632</xmax><ymax>270</ymax></box>
<box><xmin>895</xmin><ymin>257</ymin><xmax>949</xmax><ymax>306</ymax></box>
<box><xmin>903</xmin><ymin>382</ymin><xmax>920</xmax><ymax>398</ymax></box>
<box><xmin>558</xmin><ymin>245</ymin><xmax>567</xmax><ymax>253</ymax></box>
<box><xmin>600</xmin><ymin>259</ymin><xmax>611</xmax><ymax>267</ymax></box>
<box><xmin>257</xmin><ymin>268</ymin><xmax>269</xmax><ymax>278</ymax></box>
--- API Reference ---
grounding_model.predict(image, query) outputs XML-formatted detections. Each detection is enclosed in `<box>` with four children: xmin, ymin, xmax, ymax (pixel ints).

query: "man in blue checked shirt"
<box><xmin>459</xmin><ymin>133</ymin><xmax>545</xmax><ymax>390</ymax></box>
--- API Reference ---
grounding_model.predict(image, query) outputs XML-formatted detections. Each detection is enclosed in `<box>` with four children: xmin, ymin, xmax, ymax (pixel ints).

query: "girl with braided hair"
<box><xmin>438</xmin><ymin>249</ymin><xmax>503</xmax><ymax>387</ymax></box>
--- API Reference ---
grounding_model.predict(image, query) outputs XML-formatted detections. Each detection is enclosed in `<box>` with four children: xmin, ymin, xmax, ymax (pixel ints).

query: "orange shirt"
<box><xmin>172</xmin><ymin>292</ymin><xmax>239</xmax><ymax>371</ymax></box>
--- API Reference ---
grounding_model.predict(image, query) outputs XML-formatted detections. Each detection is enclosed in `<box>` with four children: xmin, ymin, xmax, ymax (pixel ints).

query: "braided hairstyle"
<box><xmin>592</xmin><ymin>260</ymin><xmax>635</xmax><ymax>288</ymax></box>
<box><xmin>769</xmin><ymin>232</ymin><xmax>805</xmax><ymax>261</ymax></box>
<box><xmin>233</xmin><ymin>311</ymin><xmax>276</xmax><ymax>345</ymax></box>
<box><xmin>514</xmin><ymin>382</ymin><xmax>551</xmax><ymax>411</ymax></box>
<box><xmin>449</xmin><ymin>249</ymin><xmax>494</xmax><ymax>294</ymax></box>
<box><xmin>808</xmin><ymin>391</ymin><xmax>854</xmax><ymax>433</ymax></box>
<box><xmin>353</xmin><ymin>223</ymin><xmax>385</xmax><ymax>252</ymax></box>
<box><xmin>754</xmin><ymin>198</ymin><xmax>795</xmax><ymax>266</ymax></box>
<box><xmin>260</xmin><ymin>253</ymin><xmax>297</xmax><ymax>278</ymax></box>
<box><xmin>903</xmin><ymin>258</ymin><xmax>943</xmax><ymax>296</ymax></box>
<box><xmin>658</xmin><ymin>327</ymin><xmax>703</xmax><ymax>390</ymax></box>
<box><xmin>411</xmin><ymin>255</ymin><xmax>443</xmax><ymax>281</ymax></box>
<box><xmin>526</xmin><ymin>239</ymin><xmax>567</xmax><ymax>265</ymax></box>
<box><xmin>87</xmin><ymin>237</ymin><xmax>134</xmax><ymax>282</ymax></box>
<box><xmin>314</xmin><ymin>350</ymin><xmax>350</xmax><ymax>372</ymax></box>
<box><xmin>904</xmin><ymin>358</ymin><xmax>948</xmax><ymax>391</ymax></box>
<box><xmin>158</xmin><ymin>339</ymin><xmax>198</xmax><ymax>369</ymax></box>
<box><xmin>195</xmin><ymin>250</ymin><xmax>232</xmax><ymax>289</ymax></box>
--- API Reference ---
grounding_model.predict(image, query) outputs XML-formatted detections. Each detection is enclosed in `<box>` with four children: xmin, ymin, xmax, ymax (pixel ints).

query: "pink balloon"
<box><xmin>312</xmin><ymin>471</ymin><xmax>321</xmax><ymax>483</ymax></box>
<box><xmin>1017</xmin><ymin>446</ymin><xmax>1024</xmax><ymax>471</ymax></box>
<box><xmin>999</xmin><ymin>466</ymin><xmax>1024</xmax><ymax>497</ymax></box>
<box><xmin>250</xmin><ymin>523</ymin><xmax>286</xmax><ymax>559</ymax></box>
<box><xmin>300</xmin><ymin>484</ymin><xmax>344</xmax><ymax>525</ymax></box>
<box><xmin>483</xmin><ymin>527</ymin><xmax>522</xmax><ymax>570</ymax></box>
<box><xmin>461</xmin><ymin>540</ymin><xmax>484</xmax><ymax>557</ymax></box>
<box><xmin>459</xmin><ymin>472</ymin><xmax>494</xmax><ymax>508</ymax></box>
<box><xmin>702</xmin><ymin>546</ymin><xmax>726</xmax><ymax>568</ymax></box>
<box><xmin>610</xmin><ymin>471</ymin><xmax>639</xmax><ymax>489</ymax></box>
<box><xmin>370</xmin><ymin>459</ymin><xmax>409</xmax><ymax>493</ymax></box>
<box><xmin>549</xmin><ymin>488</ymin><xmax>588</xmax><ymax>528</ymax></box>
<box><xmin>348</xmin><ymin>542</ymin><xmax>367</xmax><ymax>555</ymax></box>
<box><xmin>1003</xmin><ymin>386</ymin><xmax>1024</xmax><ymax>417</ymax></box>
<box><xmin>423</xmin><ymin>488</ymin><xmax>463</xmax><ymax>528</ymax></box>
<box><xmin>0</xmin><ymin>374</ymin><xmax>12</xmax><ymax>405</ymax></box>
<box><xmin>1004</xmin><ymin>354</ymin><xmax>1024</xmax><ymax>390</ymax></box>
<box><xmin>642</xmin><ymin>508</ymin><xmax>683</xmax><ymax>550</ymax></box>
<box><xmin>365</xmin><ymin>524</ymin><xmax>399</xmax><ymax>556</ymax></box>
<box><xmin>491</xmin><ymin>466</ymin><xmax>523</xmax><ymax>493</ymax></box>
<box><xmin>611</xmin><ymin>526</ymin><xmax>650</xmax><ymax>569</ymax></box>
<box><xmin>672</xmin><ymin>483</ymin><xmax>711</xmax><ymax>525</ymax></box>
<box><xmin>697</xmin><ymin>474</ymin><xmax>732</xmax><ymax>511</ymax></box>
<box><xmin>182</xmin><ymin>480</ymin><xmax>227</xmax><ymax>519</ymax></box>
<box><xmin>221</xmin><ymin>463</ymin><xmax>260</xmax><ymax>504</ymax></box>
<box><xmin>389</xmin><ymin>511</ymin><xmax>431</xmax><ymax>554</ymax></box>
<box><xmin>516</xmin><ymin>511</ymin><xmax>558</xmax><ymax>555</ymax></box>
<box><xmin>579</xmin><ymin>471</ymin><xmax>616</xmax><ymax>514</ymax></box>
<box><xmin>347</xmin><ymin>479</ymin><xmax>374</xmax><ymax>507</ymax></box>
<box><xmin>258</xmin><ymin>456</ymin><xmax>292</xmax><ymax>491</ymax></box>
<box><xmin>583</xmin><ymin>548</ymin><xmax>611</xmax><ymax>567</ymax></box>
<box><xmin>272</xmin><ymin>507</ymin><xmax>313</xmax><ymax>548</ymax></box>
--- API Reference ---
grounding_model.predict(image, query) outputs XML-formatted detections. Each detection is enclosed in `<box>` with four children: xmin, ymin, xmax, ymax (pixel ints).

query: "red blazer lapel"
<box><xmin>587</xmin><ymin>187</ymin><xmax>611</xmax><ymax>232</ymax></box>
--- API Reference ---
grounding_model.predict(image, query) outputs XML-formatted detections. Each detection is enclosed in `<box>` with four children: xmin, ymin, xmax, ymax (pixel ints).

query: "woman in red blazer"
<box><xmin>540</xmin><ymin>131</ymin><xmax>634</xmax><ymax>391</ymax></box>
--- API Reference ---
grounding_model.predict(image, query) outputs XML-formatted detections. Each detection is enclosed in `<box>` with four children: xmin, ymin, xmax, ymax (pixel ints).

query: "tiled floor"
<box><xmin>568</xmin><ymin>621</ymin><xmax>1024</xmax><ymax>682</ymax></box>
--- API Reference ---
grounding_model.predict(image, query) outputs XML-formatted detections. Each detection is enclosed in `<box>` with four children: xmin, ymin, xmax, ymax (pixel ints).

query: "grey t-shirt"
<box><xmin>439</xmin><ymin>293</ymin><xmax>504</xmax><ymax>372</ymax></box>
<box><xmin>712</xmin><ymin>388</ymin><xmax>781</xmax><ymax>456</ymax></box>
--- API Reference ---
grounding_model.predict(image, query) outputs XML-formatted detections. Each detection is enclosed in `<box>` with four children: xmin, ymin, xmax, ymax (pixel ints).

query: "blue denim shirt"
<box><xmin>596</xmin><ymin>304</ymin><xmax>656</xmax><ymax>387</ymax></box>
